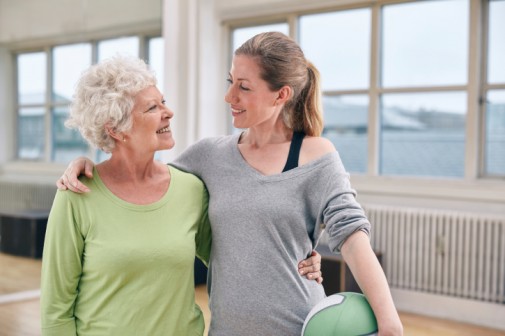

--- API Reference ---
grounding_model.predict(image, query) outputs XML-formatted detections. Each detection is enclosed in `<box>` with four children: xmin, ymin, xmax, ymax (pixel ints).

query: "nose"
<box><xmin>162</xmin><ymin>104</ymin><xmax>174</xmax><ymax>119</ymax></box>
<box><xmin>224</xmin><ymin>85</ymin><xmax>237</xmax><ymax>104</ymax></box>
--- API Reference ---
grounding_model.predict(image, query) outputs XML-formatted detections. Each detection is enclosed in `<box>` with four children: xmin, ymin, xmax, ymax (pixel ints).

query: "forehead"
<box><xmin>134</xmin><ymin>85</ymin><xmax>160</xmax><ymax>103</ymax></box>
<box><xmin>230</xmin><ymin>55</ymin><xmax>261</xmax><ymax>78</ymax></box>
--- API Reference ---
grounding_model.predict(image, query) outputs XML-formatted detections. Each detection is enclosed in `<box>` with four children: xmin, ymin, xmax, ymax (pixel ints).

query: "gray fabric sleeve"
<box><xmin>320</xmin><ymin>153</ymin><xmax>371</xmax><ymax>254</ymax></box>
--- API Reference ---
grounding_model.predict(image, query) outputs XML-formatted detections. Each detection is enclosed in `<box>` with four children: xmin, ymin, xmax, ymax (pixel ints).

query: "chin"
<box><xmin>232</xmin><ymin>120</ymin><xmax>247</xmax><ymax>129</ymax></box>
<box><xmin>165</xmin><ymin>139</ymin><xmax>175</xmax><ymax>149</ymax></box>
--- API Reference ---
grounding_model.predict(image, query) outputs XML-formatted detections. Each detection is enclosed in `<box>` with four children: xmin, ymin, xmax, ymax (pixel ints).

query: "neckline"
<box><xmin>231</xmin><ymin>133</ymin><xmax>336</xmax><ymax>182</ymax></box>
<box><xmin>91</xmin><ymin>165</ymin><xmax>174</xmax><ymax>210</ymax></box>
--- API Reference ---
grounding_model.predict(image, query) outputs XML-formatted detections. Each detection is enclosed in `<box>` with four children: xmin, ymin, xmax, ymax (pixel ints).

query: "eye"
<box><xmin>226</xmin><ymin>78</ymin><xmax>232</xmax><ymax>85</ymax></box>
<box><xmin>161</xmin><ymin>99</ymin><xmax>166</xmax><ymax>105</ymax></box>
<box><xmin>239</xmin><ymin>84</ymin><xmax>250</xmax><ymax>91</ymax></box>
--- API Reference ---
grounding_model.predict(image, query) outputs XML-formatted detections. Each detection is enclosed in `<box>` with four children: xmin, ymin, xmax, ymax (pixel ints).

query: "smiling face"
<box><xmin>126</xmin><ymin>85</ymin><xmax>174</xmax><ymax>153</ymax></box>
<box><xmin>225</xmin><ymin>55</ymin><xmax>286</xmax><ymax>130</ymax></box>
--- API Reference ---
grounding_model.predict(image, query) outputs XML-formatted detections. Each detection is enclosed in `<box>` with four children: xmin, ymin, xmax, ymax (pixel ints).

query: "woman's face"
<box><xmin>225</xmin><ymin>55</ymin><xmax>282</xmax><ymax>130</ymax></box>
<box><xmin>126</xmin><ymin>85</ymin><xmax>174</xmax><ymax>153</ymax></box>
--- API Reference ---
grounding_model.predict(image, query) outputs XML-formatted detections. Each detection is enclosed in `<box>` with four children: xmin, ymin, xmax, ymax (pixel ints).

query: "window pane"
<box><xmin>52</xmin><ymin>107</ymin><xmax>89</xmax><ymax>163</ymax></box>
<box><xmin>232</xmin><ymin>23</ymin><xmax>289</xmax><ymax>52</ymax></box>
<box><xmin>300</xmin><ymin>9</ymin><xmax>371</xmax><ymax>91</ymax></box>
<box><xmin>17</xmin><ymin>52</ymin><xmax>46</xmax><ymax>105</ymax></box>
<box><xmin>380</xmin><ymin>92</ymin><xmax>466</xmax><ymax>178</ymax></box>
<box><xmin>382</xmin><ymin>0</ymin><xmax>469</xmax><ymax>87</ymax></box>
<box><xmin>488</xmin><ymin>0</ymin><xmax>505</xmax><ymax>84</ymax></box>
<box><xmin>485</xmin><ymin>90</ymin><xmax>505</xmax><ymax>175</ymax></box>
<box><xmin>18</xmin><ymin>107</ymin><xmax>45</xmax><ymax>160</ymax></box>
<box><xmin>322</xmin><ymin>95</ymin><xmax>368</xmax><ymax>173</ymax></box>
<box><xmin>53</xmin><ymin>43</ymin><xmax>92</xmax><ymax>103</ymax></box>
<box><xmin>148</xmin><ymin>37</ymin><xmax>164</xmax><ymax>92</ymax></box>
<box><xmin>98</xmin><ymin>36</ymin><xmax>139</xmax><ymax>61</ymax></box>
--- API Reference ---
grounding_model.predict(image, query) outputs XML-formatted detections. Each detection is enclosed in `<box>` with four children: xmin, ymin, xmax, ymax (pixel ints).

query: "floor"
<box><xmin>1</xmin><ymin>252</ymin><xmax>504</xmax><ymax>336</ymax></box>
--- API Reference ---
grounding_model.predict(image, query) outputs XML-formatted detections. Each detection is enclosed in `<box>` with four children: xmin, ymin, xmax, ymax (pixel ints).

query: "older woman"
<box><xmin>40</xmin><ymin>56</ymin><xmax>212</xmax><ymax>335</ymax></box>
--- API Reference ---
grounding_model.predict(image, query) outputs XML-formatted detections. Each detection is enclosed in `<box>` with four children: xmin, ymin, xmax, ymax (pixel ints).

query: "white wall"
<box><xmin>0</xmin><ymin>47</ymin><xmax>14</xmax><ymax>166</ymax></box>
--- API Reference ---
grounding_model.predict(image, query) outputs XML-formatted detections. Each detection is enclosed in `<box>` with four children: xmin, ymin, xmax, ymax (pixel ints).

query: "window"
<box><xmin>484</xmin><ymin>0</ymin><xmax>505</xmax><ymax>176</ymax></box>
<box><xmin>228</xmin><ymin>0</ymin><xmax>504</xmax><ymax>180</ymax></box>
<box><xmin>380</xmin><ymin>0</ymin><xmax>468</xmax><ymax>178</ymax></box>
<box><xmin>98</xmin><ymin>37</ymin><xmax>139</xmax><ymax>61</ymax></box>
<box><xmin>17</xmin><ymin>52</ymin><xmax>46</xmax><ymax>161</ymax></box>
<box><xmin>52</xmin><ymin>43</ymin><xmax>92</xmax><ymax>163</ymax></box>
<box><xmin>15</xmin><ymin>35</ymin><xmax>163</xmax><ymax>163</ymax></box>
<box><xmin>382</xmin><ymin>1</ymin><xmax>468</xmax><ymax>87</ymax></box>
<box><xmin>300</xmin><ymin>9</ymin><xmax>371</xmax><ymax>173</ymax></box>
<box><xmin>485</xmin><ymin>90</ymin><xmax>505</xmax><ymax>176</ymax></box>
<box><xmin>380</xmin><ymin>92</ymin><xmax>466</xmax><ymax>177</ymax></box>
<box><xmin>231</xmin><ymin>23</ymin><xmax>289</xmax><ymax>52</ymax></box>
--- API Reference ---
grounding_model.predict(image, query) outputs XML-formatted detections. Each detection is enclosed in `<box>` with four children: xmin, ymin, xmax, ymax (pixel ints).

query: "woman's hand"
<box><xmin>56</xmin><ymin>157</ymin><xmax>95</xmax><ymax>193</ymax></box>
<box><xmin>298</xmin><ymin>251</ymin><xmax>323</xmax><ymax>284</ymax></box>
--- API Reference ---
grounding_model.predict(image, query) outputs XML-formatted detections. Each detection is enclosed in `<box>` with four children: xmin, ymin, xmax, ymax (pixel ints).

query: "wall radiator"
<box><xmin>0</xmin><ymin>181</ymin><xmax>56</xmax><ymax>212</ymax></box>
<box><xmin>364</xmin><ymin>204</ymin><xmax>505</xmax><ymax>304</ymax></box>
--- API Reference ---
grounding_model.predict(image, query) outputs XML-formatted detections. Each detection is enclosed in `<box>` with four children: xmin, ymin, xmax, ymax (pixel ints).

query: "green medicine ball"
<box><xmin>302</xmin><ymin>292</ymin><xmax>378</xmax><ymax>336</ymax></box>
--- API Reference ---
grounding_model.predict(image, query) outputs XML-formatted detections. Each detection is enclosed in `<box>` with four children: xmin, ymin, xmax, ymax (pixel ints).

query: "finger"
<box><xmin>300</xmin><ymin>252</ymin><xmax>317</xmax><ymax>265</ymax></box>
<box><xmin>304</xmin><ymin>271</ymin><xmax>322</xmax><ymax>281</ymax></box>
<box><xmin>69</xmin><ymin>177</ymin><xmax>90</xmax><ymax>193</ymax></box>
<box><xmin>84</xmin><ymin>160</ymin><xmax>94</xmax><ymax>178</ymax></box>
<box><xmin>62</xmin><ymin>173</ymin><xmax>89</xmax><ymax>193</ymax></box>
<box><xmin>299</xmin><ymin>263</ymin><xmax>321</xmax><ymax>275</ymax></box>
<box><xmin>56</xmin><ymin>176</ymin><xmax>68</xmax><ymax>190</ymax></box>
<box><xmin>299</xmin><ymin>255</ymin><xmax>320</xmax><ymax>271</ymax></box>
<box><xmin>316</xmin><ymin>276</ymin><xmax>323</xmax><ymax>284</ymax></box>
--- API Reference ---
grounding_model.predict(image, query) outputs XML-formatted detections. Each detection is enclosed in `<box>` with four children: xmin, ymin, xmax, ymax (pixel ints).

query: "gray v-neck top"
<box><xmin>173</xmin><ymin>133</ymin><xmax>371</xmax><ymax>336</ymax></box>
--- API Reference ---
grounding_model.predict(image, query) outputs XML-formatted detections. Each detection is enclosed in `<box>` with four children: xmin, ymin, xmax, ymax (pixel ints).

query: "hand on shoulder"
<box><xmin>300</xmin><ymin>136</ymin><xmax>336</xmax><ymax>165</ymax></box>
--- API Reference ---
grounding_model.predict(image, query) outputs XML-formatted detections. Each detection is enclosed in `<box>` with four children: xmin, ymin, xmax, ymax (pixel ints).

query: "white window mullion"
<box><xmin>466</xmin><ymin>0</ymin><xmax>484</xmax><ymax>179</ymax></box>
<box><xmin>44</xmin><ymin>47</ymin><xmax>53</xmax><ymax>163</ymax></box>
<box><xmin>368</xmin><ymin>3</ymin><xmax>381</xmax><ymax>176</ymax></box>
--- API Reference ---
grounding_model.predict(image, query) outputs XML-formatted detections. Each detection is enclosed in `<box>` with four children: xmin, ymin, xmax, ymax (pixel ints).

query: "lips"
<box><xmin>231</xmin><ymin>107</ymin><xmax>245</xmax><ymax>114</ymax></box>
<box><xmin>156</xmin><ymin>126</ymin><xmax>171</xmax><ymax>134</ymax></box>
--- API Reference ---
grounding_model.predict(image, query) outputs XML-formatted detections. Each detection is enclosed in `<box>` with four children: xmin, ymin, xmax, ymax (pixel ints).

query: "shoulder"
<box><xmin>299</xmin><ymin>136</ymin><xmax>336</xmax><ymax>166</ymax></box>
<box><xmin>169</xmin><ymin>165</ymin><xmax>206</xmax><ymax>190</ymax></box>
<box><xmin>190</xmin><ymin>135</ymin><xmax>233</xmax><ymax>150</ymax></box>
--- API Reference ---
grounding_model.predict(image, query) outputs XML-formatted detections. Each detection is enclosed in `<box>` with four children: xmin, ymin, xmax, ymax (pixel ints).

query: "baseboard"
<box><xmin>391</xmin><ymin>288</ymin><xmax>505</xmax><ymax>331</ymax></box>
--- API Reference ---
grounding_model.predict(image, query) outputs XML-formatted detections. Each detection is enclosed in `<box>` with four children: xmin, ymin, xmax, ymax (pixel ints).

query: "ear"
<box><xmin>275</xmin><ymin>86</ymin><xmax>292</xmax><ymax>105</ymax></box>
<box><xmin>105</xmin><ymin>124</ymin><xmax>124</xmax><ymax>142</ymax></box>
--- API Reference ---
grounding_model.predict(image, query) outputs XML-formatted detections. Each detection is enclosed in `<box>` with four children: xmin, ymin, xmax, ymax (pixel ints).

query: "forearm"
<box><xmin>341</xmin><ymin>231</ymin><xmax>403</xmax><ymax>335</ymax></box>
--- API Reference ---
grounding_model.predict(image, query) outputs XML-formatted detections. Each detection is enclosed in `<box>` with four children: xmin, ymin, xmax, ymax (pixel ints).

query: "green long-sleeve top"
<box><xmin>40</xmin><ymin>165</ymin><xmax>211</xmax><ymax>336</ymax></box>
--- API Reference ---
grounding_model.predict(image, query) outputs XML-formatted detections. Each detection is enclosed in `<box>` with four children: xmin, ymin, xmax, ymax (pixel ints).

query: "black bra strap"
<box><xmin>282</xmin><ymin>131</ymin><xmax>305</xmax><ymax>172</ymax></box>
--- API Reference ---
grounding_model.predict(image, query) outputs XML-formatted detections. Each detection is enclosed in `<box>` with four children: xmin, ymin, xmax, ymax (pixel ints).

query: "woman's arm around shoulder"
<box><xmin>56</xmin><ymin>156</ymin><xmax>95</xmax><ymax>193</ymax></box>
<box><xmin>299</xmin><ymin>136</ymin><xmax>336</xmax><ymax>166</ymax></box>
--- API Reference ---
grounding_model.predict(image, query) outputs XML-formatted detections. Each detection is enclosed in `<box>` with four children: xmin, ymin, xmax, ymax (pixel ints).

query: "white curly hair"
<box><xmin>65</xmin><ymin>55</ymin><xmax>157</xmax><ymax>153</ymax></box>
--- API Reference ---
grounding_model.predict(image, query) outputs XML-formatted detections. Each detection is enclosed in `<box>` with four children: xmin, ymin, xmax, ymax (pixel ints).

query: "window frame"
<box><xmin>13</xmin><ymin>33</ymin><xmax>162</xmax><ymax>164</ymax></box>
<box><xmin>224</xmin><ymin>0</ymin><xmax>504</xmax><ymax>180</ymax></box>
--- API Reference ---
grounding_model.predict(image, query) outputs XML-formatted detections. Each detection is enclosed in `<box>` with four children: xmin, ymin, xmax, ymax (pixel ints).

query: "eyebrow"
<box><xmin>228</xmin><ymin>73</ymin><xmax>250</xmax><ymax>82</ymax></box>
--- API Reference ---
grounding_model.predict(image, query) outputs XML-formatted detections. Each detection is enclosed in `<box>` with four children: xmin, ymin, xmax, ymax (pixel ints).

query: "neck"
<box><xmin>98</xmin><ymin>151</ymin><xmax>160</xmax><ymax>183</ymax></box>
<box><xmin>240</xmin><ymin>119</ymin><xmax>292</xmax><ymax>148</ymax></box>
